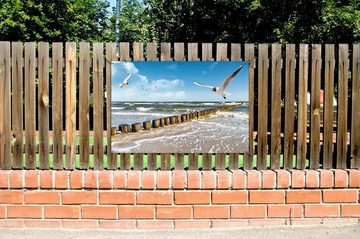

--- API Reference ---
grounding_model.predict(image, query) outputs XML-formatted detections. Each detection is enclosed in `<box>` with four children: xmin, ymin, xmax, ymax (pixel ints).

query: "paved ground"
<box><xmin>1</xmin><ymin>224</ymin><xmax>359</xmax><ymax>239</ymax></box>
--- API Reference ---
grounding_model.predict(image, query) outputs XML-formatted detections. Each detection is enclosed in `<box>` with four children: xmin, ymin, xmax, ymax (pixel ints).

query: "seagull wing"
<box><xmin>194</xmin><ymin>81</ymin><xmax>214</xmax><ymax>89</ymax></box>
<box><xmin>218</xmin><ymin>65</ymin><xmax>243</xmax><ymax>93</ymax></box>
<box><xmin>122</xmin><ymin>72</ymin><xmax>132</xmax><ymax>84</ymax></box>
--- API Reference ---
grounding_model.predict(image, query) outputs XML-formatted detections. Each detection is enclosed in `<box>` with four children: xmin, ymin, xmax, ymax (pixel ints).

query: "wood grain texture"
<box><xmin>147</xmin><ymin>153</ymin><xmax>157</xmax><ymax>170</ymax></box>
<box><xmin>297</xmin><ymin>44</ymin><xmax>309</xmax><ymax>169</ymax></box>
<box><xmin>120</xmin><ymin>153</ymin><xmax>130</xmax><ymax>170</ymax></box>
<box><xmin>201</xmin><ymin>153</ymin><xmax>212</xmax><ymax>170</ymax></box>
<box><xmin>160</xmin><ymin>43</ymin><xmax>172</xmax><ymax>61</ymax></box>
<box><xmin>175</xmin><ymin>153</ymin><xmax>185</xmax><ymax>170</ymax></box>
<box><xmin>230</xmin><ymin>44</ymin><xmax>241</xmax><ymax>61</ymax></box>
<box><xmin>188</xmin><ymin>43</ymin><xmax>199</xmax><ymax>61</ymax></box>
<box><xmin>351</xmin><ymin>44</ymin><xmax>360</xmax><ymax>168</ymax></box>
<box><xmin>134</xmin><ymin>153</ymin><xmax>143</xmax><ymax>170</ymax></box>
<box><xmin>146</xmin><ymin>42</ymin><xmax>158</xmax><ymax>61</ymax></box>
<box><xmin>133</xmin><ymin>42</ymin><xmax>144</xmax><ymax>61</ymax></box>
<box><xmin>202</xmin><ymin>43</ymin><xmax>213</xmax><ymax>61</ymax></box>
<box><xmin>216</xmin><ymin>43</ymin><xmax>228</xmax><ymax>61</ymax></box>
<box><xmin>161</xmin><ymin>153</ymin><xmax>171</xmax><ymax>170</ymax></box>
<box><xmin>174</xmin><ymin>43</ymin><xmax>185</xmax><ymax>61</ymax></box>
<box><xmin>215</xmin><ymin>153</ymin><xmax>225</xmax><ymax>170</ymax></box>
<box><xmin>229</xmin><ymin>153</ymin><xmax>238</xmax><ymax>170</ymax></box>
<box><xmin>119</xmin><ymin>42</ymin><xmax>131</xmax><ymax>61</ymax></box>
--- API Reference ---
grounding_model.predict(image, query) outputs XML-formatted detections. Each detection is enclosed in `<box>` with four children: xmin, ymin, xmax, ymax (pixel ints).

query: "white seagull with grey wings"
<box><xmin>193</xmin><ymin>65</ymin><xmax>243</xmax><ymax>99</ymax></box>
<box><xmin>118</xmin><ymin>72</ymin><xmax>132</xmax><ymax>88</ymax></box>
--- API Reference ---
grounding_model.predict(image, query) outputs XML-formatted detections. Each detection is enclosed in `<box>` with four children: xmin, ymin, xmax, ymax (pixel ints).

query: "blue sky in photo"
<box><xmin>112</xmin><ymin>61</ymin><xmax>249</xmax><ymax>102</ymax></box>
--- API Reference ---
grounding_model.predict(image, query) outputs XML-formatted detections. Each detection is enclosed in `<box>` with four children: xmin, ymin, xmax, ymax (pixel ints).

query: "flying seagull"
<box><xmin>118</xmin><ymin>72</ymin><xmax>132</xmax><ymax>88</ymax></box>
<box><xmin>193</xmin><ymin>65</ymin><xmax>243</xmax><ymax>99</ymax></box>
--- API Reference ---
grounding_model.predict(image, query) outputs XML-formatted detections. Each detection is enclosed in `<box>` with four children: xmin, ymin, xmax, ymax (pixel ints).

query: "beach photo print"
<box><xmin>111</xmin><ymin>61</ymin><xmax>249</xmax><ymax>153</ymax></box>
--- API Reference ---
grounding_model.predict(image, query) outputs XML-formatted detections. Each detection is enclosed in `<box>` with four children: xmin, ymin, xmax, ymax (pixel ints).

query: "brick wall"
<box><xmin>0</xmin><ymin>169</ymin><xmax>359</xmax><ymax>229</ymax></box>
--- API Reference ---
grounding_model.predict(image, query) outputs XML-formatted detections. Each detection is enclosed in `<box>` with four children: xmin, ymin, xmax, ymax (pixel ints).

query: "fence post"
<box><xmin>351</xmin><ymin>44</ymin><xmax>360</xmax><ymax>168</ymax></box>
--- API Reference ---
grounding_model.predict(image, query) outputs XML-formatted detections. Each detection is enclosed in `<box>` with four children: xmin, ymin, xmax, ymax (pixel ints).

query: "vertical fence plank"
<box><xmin>106</xmin><ymin>43</ymin><xmax>117</xmax><ymax>169</ymax></box>
<box><xmin>201</xmin><ymin>153</ymin><xmax>212</xmax><ymax>170</ymax></box>
<box><xmin>323</xmin><ymin>44</ymin><xmax>335</xmax><ymax>168</ymax></box>
<box><xmin>337</xmin><ymin>44</ymin><xmax>348</xmax><ymax>169</ymax></box>
<box><xmin>215</xmin><ymin>153</ymin><xmax>225</xmax><ymax>170</ymax></box>
<box><xmin>24</xmin><ymin>42</ymin><xmax>36</xmax><ymax>169</ymax></box>
<box><xmin>229</xmin><ymin>153</ymin><xmax>238</xmax><ymax>170</ymax></box>
<box><xmin>257</xmin><ymin>44</ymin><xmax>269</xmax><ymax>170</ymax></box>
<box><xmin>174</xmin><ymin>43</ymin><xmax>185</xmax><ymax>61</ymax></box>
<box><xmin>202</xmin><ymin>43</ymin><xmax>213</xmax><ymax>61</ymax></box>
<box><xmin>161</xmin><ymin>153</ymin><xmax>171</xmax><ymax>170</ymax></box>
<box><xmin>52</xmin><ymin>43</ymin><xmax>63</xmax><ymax>169</ymax></box>
<box><xmin>11</xmin><ymin>42</ymin><xmax>23</xmax><ymax>169</ymax></box>
<box><xmin>133</xmin><ymin>42</ymin><xmax>144</xmax><ymax>61</ymax></box>
<box><xmin>65</xmin><ymin>42</ymin><xmax>77</xmax><ymax>170</ymax></box>
<box><xmin>270</xmin><ymin>44</ymin><xmax>282</xmax><ymax>169</ymax></box>
<box><xmin>231</xmin><ymin>44</ymin><xmax>241</xmax><ymax>61</ymax></box>
<box><xmin>310</xmin><ymin>44</ymin><xmax>322</xmax><ymax>169</ymax></box>
<box><xmin>297</xmin><ymin>44</ymin><xmax>309</xmax><ymax>169</ymax></box>
<box><xmin>284</xmin><ymin>44</ymin><xmax>296</xmax><ymax>169</ymax></box>
<box><xmin>216</xmin><ymin>43</ymin><xmax>228</xmax><ymax>61</ymax></box>
<box><xmin>79</xmin><ymin>42</ymin><xmax>90</xmax><ymax>169</ymax></box>
<box><xmin>244</xmin><ymin>44</ymin><xmax>255</xmax><ymax>169</ymax></box>
<box><xmin>0</xmin><ymin>42</ymin><xmax>11</xmax><ymax>169</ymax></box>
<box><xmin>175</xmin><ymin>153</ymin><xmax>185</xmax><ymax>170</ymax></box>
<box><xmin>119</xmin><ymin>42</ymin><xmax>131</xmax><ymax>61</ymax></box>
<box><xmin>120</xmin><ymin>153</ymin><xmax>131</xmax><ymax>170</ymax></box>
<box><xmin>38</xmin><ymin>42</ymin><xmax>50</xmax><ymax>169</ymax></box>
<box><xmin>352</xmin><ymin>44</ymin><xmax>360</xmax><ymax>168</ymax></box>
<box><xmin>147</xmin><ymin>153</ymin><xmax>157</xmax><ymax>170</ymax></box>
<box><xmin>160</xmin><ymin>43</ymin><xmax>172</xmax><ymax>61</ymax></box>
<box><xmin>134</xmin><ymin>153</ymin><xmax>143</xmax><ymax>170</ymax></box>
<box><xmin>146</xmin><ymin>42</ymin><xmax>158</xmax><ymax>61</ymax></box>
<box><xmin>188</xmin><ymin>43</ymin><xmax>199</xmax><ymax>61</ymax></box>
<box><xmin>93</xmin><ymin>43</ymin><xmax>104</xmax><ymax>169</ymax></box>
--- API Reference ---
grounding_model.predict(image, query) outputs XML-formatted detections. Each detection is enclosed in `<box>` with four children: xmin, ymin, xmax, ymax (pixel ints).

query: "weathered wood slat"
<box><xmin>229</xmin><ymin>153</ymin><xmax>238</xmax><ymax>170</ymax></box>
<box><xmin>174</xmin><ymin>43</ymin><xmax>185</xmax><ymax>61</ymax></box>
<box><xmin>161</xmin><ymin>153</ymin><xmax>171</xmax><ymax>170</ymax></box>
<box><xmin>146</xmin><ymin>42</ymin><xmax>158</xmax><ymax>61</ymax></box>
<box><xmin>201</xmin><ymin>153</ymin><xmax>212</xmax><ymax>170</ymax></box>
<box><xmin>160</xmin><ymin>43</ymin><xmax>172</xmax><ymax>61</ymax></box>
<box><xmin>202</xmin><ymin>43</ymin><xmax>213</xmax><ymax>61</ymax></box>
<box><xmin>79</xmin><ymin>42</ymin><xmax>90</xmax><ymax>169</ymax></box>
<box><xmin>147</xmin><ymin>153</ymin><xmax>157</xmax><ymax>170</ymax></box>
<box><xmin>175</xmin><ymin>153</ymin><xmax>185</xmax><ymax>170</ymax></box>
<box><xmin>134</xmin><ymin>153</ymin><xmax>143</xmax><ymax>170</ymax></box>
<box><xmin>310</xmin><ymin>44</ymin><xmax>322</xmax><ymax>169</ymax></box>
<box><xmin>351</xmin><ymin>44</ymin><xmax>360</xmax><ymax>168</ymax></box>
<box><xmin>323</xmin><ymin>44</ymin><xmax>335</xmax><ymax>169</ymax></box>
<box><xmin>230</xmin><ymin>44</ymin><xmax>241</xmax><ymax>61</ymax></box>
<box><xmin>93</xmin><ymin>43</ymin><xmax>104</xmax><ymax>170</ymax></box>
<box><xmin>188</xmin><ymin>43</ymin><xmax>199</xmax><ymax>61</ymax></box>
<box><xmin>216</xmin><ymin>43</ymin><xmax>228</xmax><ymax>61</ymax></box>
<box><xmin>24</xmin><ymin>42</ymin><xmax>36</xmax><ymax>169</ymax></box>
<box><xmin>106</xmin><ymin>43</ymin><xmax>117</xmax><ymax>169</ymax></box>
<box><xmin>133</xmin><ymin>42</ymin><xmax>144</xmax><ymax>61</ymax></box>
<box><xmin>38</xmin><ymin>42</ymin><xmax>50</xmax><ymax>169</ymax></box>
<box><xmin>215</xmin><ymin>153</ymin><xmax>226</xmax><ymax>170</ymax></box>
<box><xmin>284</xmin><ymin>44</ymin><xmax>296</xmax><ymax>169</ymax></box>
<box><xmin>0</xmin><ymin>42</ymin><xmax>11</xmax><ymax>169</ymax></box>
<box><xmin>257</xmin><ymin>44</ymin><xmax>269</xmax><ymax>170</ymax></box>
<box><xmin>119</xmin><ymin>42</ymin><xmax>131</xmax><ymax>61</ymax></box>
<box><xmin>11</xmin><ymin>42</ymin><xmax>23</xmax><ymax>169</ymax></box>
<box><xmin>52</xmin><ymin>43</ymin><xmax>63</xmax><ymax>169</ymax></box>
<box><xmin>120</xmin><ymin>153</ymin><xmax>131</xmax><ymax>170</ymax></box>
<box><xmin>297</xmin><ymin>44</ymin><xmax>309</xmax><ymax>169</ymax></box>
<box><xmin>337</xmin><ymin>44</ymin><xmax>348</xmax><ymax>169</ymax></box>
<box><xmin>270</xmin><ymin>44</ymin><xmax>282</xmax><ymax>169</ymax></box>
<box><xmin>244</xmin><ymin>44</ymin><xmax>255</xmax><ymax>170</ymax></box>
<box><xmin>65</xmin><ymin>42</ymin><xmax>77</xmax><ymax>170</ymax></box>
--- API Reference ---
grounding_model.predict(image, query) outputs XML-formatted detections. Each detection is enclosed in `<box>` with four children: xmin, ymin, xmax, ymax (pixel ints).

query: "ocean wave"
<box><xmin>137</xmin><ymin>107</ymin><xmax>153</xmax><ymax>112</ymax></box>
<box><xmin>111</xmin><ymin>107</ymin><xmax>126</xmax><ymax>110</ymax></box>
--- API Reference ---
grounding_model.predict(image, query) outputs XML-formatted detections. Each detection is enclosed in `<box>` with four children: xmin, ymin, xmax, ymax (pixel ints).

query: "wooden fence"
<box><xmin>0</xmin><ymin>42</ymin><xmax>359</xmax><ymax>170</ymax></box>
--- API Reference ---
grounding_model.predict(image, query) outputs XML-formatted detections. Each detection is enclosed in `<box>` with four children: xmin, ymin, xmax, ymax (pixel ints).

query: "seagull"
<box><xmin>194</xmin><ymin>65</ymin><xmax>243</xmax><ymax>99</ymax></box>
<box><xmin>118</xmin><ymin>72</ymin><xmax>132</xmax><ymax>88</ymax></box>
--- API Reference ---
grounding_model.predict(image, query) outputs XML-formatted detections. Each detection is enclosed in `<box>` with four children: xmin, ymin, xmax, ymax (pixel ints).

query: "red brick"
<box><xmin>249</xmin><ymin>219</ymin><xmax>286</xmax><ymax>226</ymax></box>
<box><xmin>304</xmin><ymin>205</ymin><xmax>339</xmax><ymax>217</ymax></box>
<box><xmin>62</xmin><ymin>220</ymin><xmax>98</xmax><ymax>228</ymax></box>
<box><xmin>286</xmin><ymin>190</ymin><xmax>321</xmax><ymax>203</ymax></box>
<box><xmin>211</xmin><ymin>220</ymin><xmax>249</xmax><ymax>228</ymax></box>
<box><xmin>84</xmin><ymin>171</ymin><xmax>98</xmax><ymax>189</ymax></box>
<box><xmin>231</xmin><ymin>205</ymin><xmax>266</xmax><ymax>218</ymax></box>
<box><xmin>7</xmin><ymin>205</ymin><xmax>42</xmax><ymax>218</ymax></box>
<box><xmin>250</xmin><ymin>191</ymin><xmax>285</xmax><ymax>204</ymax></box>
<box><xmin>137</xmin><ymin>191</ymin><xmax>172</xmax><ymax>205</ymax></box>
<box><xmin>187</xmin><ymin>170</ymin><xmax>201</xmax><ymax>189</ymax></box>
<box><xmin>174</xmin><ymin>220</ymin><xmax>211</xmax><ymax>229</ymax></box>
<box><xmin>348</xmin><ymin>169</ymin><xmax>360</xmax><ymax>188</ymax></box>
<box><xmin>261</xmin><ymin>170</ymin><xmax>276</xmax><ymax>189</ymax></box>
<box><xmin>217</xmin><ymin>170</ymin><xmax>231</xmax><ymax>189</ymax></box>
<box><xmin>44</xmin><ymin>206</ymin><xmax>80</xmax><ymax>219</ymax></box>
<box><xmin>24</xmin><ymin>191</ymin><xmax>60</xmax><ymax>204</ymax></box>
<box><xmin>305</xmin><ymin>170</ymin><xmax>319</xmax><ymax>188</ymax></box>
<box><xmin>55</xmin><ymin>171</ymin><xmax>68</xmax><ymax>189</ymax></box>
<box><xmin>276</xmin><ymin>170</ymin><xmax>291</xmax><ymax>189</ymax></box>
<box><xmin>9</xmin><ymin>171</ymin><xmax>22</xmax><ymax>188</ymax></box>
<box><xmin>0</xmin><ymin>191</ymin><xmax>22</xmax><ymax>204</ymax></box>
<box><xmin>194</xmin><ymin>206</ymin><xmax>229</xmax><ymax>219</ymax></box>
<box><xmin>82</xmin><ymin>206</ymin><xmax>117</xmax><ymax>219</ymax></box>
<box><xmin>291</xmin><ymin>170</ymin><xmax>305</xmax><ymax>188</ymax></box>
<box><xmin>113</xmin><ymin>171</ymin><xmax>126</xmax><ymax>189</ymax></box>
<box><xmin>157</xmin><ymin>171</ymin><xmax>171</xmax><ymax>189</ymax></box>
<box><xmin>334</xmin><ymin>169</ymin><xmax>348</xmax><ymax>188</ymax></box>
<box><xmin>69</xmin><ymin>171</ymin><xmax>83</xmax><ymax>189</ymax></box>
<box><xmin>0</xmin><ymin>220</ymin><xmax>24</xmax><ymax>228</ymax></box>
<box><xmin>341</xmin><ymin>205</ymin><xmax>360</xmax><ymax>217</ymax></box>
<box><xmin>246</xmin><ymin>170</ymin><xmax>261</xmax><ymax>189</ymax></box>
<box><xmin>323</xmin><ymin>190</ymin><xmax>358</xmax><ymax>203</ymax></box>
<box><xmin>268</xmin><ymin>205</ymin><xmax>303</xmax><ymax>218</ymax></box>
<box><xmin>141</xmin><ymin>171</ymin><xmax>155</xmax><ymax>189</ymax></box>
<box><xmin>24</xmin><ymin>220</ymin><xmax>61</xmax><ymax>228</ymax></box>
<box><xmin>319</xmin><ymin>170</ymin><xmax>334</xmax><ymax>188</ymax></box>
<box><xmin>98</xmin><ymin>171</ymin><xmax>112</xmax><ymax>189</ymax></box>
<box><xmin>119</xmin><ymin>206</ymin><xmax>154</xmax><ymax>219</ymax></box>
<box><xmin>157</xmin><ymin>206</ymin><xmax>191</xmax><ymax>219</ymax></box>
<box><xmin>25</xmin><ymin>170</ymin><xmax>38</xmax><ymax>188</ymax></box>
<box><xmin>99</xmin><ymin>220</ymin><xmax>136</xmax><ymax>229</ymax></box>
<box><xmin>62</xmin><ymin>191</ymin><xmax>97</xmax><ymax>204</ymax></box>
<box><xmin>40</xmin><ymin>171</ymin><xmax>53</xmax><ymax>189</ymax></box>
<box><xmin>172</xmin><ymin>170</ymin><xmax>186</xmax><ymax>189</ymax></box>
<box><xmin>0</xmin><ymin>171</ymin><xmax>9</xmax><ymax>188</ymax></box>
<box><xmin>232</xmin><ymin>170</ymin><xmax>246</xmax><ymax>189</ymax></box>
<box><xmin>127</xmin><ymin>171</ymin><xmax>140</xmax><ymax>189</ymax></box>
<box><xmin>175</xmin><ymin>191</ymin><xmax>210</xmax><ymax>204</ymax></box>
<box><xmin>0</xmin><ymin>206</ymin><xmax>5</xmax><ymax>218</ymax></box>
<box><xmin>137</xmin><ymin>220</ymin><xmax>173</xmax><ymax>229</ymax></box>
<box><xmin>212</xmin><ymin>191</ymin><xmax>247</xmax><ymax>204</ymax></box>
<box><xmin>202</xmin><ymin>171</ymin><xmax>216</xmax><ymax>189</ymax></box>
<box><xmin>99</xmin><ymin>192</ymin><xmax>135</xmax><ymax>205</ymax></box>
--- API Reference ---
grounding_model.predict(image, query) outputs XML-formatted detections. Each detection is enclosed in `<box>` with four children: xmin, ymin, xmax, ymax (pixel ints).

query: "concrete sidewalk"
<box><xmin>1</xmin><ymin>224</ymin><xmax>359</xmax><ymax>239</ymax></box>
